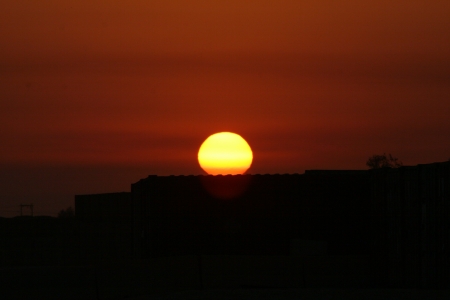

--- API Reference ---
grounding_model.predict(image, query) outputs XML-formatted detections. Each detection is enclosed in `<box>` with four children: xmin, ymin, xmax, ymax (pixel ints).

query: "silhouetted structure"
<box><xmin>68</xmin><ymin>162</ymin><xmax>450</xmax><ymax>288</ymax></box>
<box><xmin>2</xmin><ymin>161</ymin><xmax>449</xmax><ymax>292</ymax></box>
<box><xmin>370</xmin><ymin>161</ymin><xmax>450</xmax><ymax>288</ymax></box>
<box><xmin>129</xmin><ymin>162</ymin><xmax>450</xmax><ymax>288</ymax></box>
<box><xmin>131</xmin><ymin>171</ymin><xmax>370</xmax><ymax>258</ymax></box>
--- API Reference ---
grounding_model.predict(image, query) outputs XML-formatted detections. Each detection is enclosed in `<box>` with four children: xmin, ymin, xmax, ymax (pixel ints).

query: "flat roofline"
<box><xmin>305</xmin><ymin>170</ymin><xmax>368</xmax><ymax>173</ymax></box>
<box><xmin>138</xmin><ymin>170</ymin><xmax>368</xmax><ymax>180</ymax></box>
<box><xmin>143</xmin><ymin>173</ymin><xmax>304</xmax><ymax>178</ymax></box>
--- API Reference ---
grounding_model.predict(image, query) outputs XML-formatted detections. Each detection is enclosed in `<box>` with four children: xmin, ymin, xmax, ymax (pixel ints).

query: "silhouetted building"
<box><xmin>6</xmin><ymin>162</ymin><xmax>447</xmax><ymax>289</ymax></box>
<box><xmin>370</xmin><ymin>161</ymin><xmax>450</xmax><ymax>288</ymax></box>
<box><xmin>131</xmin><ymin>171</ymin><xmax>371</xmax><ymax>258</ymax></box>
<box><xmin>75</xmin><ymin>192</ymin><xmax>131</xmax><ymax>222</ymax></box>
<box><xmin>4</xmin><ymin>160</ymin><xmax>450</xmax><ymax>295</ymax></box>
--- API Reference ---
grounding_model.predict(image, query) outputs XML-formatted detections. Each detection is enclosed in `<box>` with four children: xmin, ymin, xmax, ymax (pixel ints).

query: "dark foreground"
<box><xmin>135</xmin><ymin>288</ymin><xmax>450</xmax><ymax>300</ymax></box>
<box><xmin>1</xmin><ymin>255</ymin><xmax>448</xmax><ymax>299</ymax></box>
<box><xmin>3</xmin><ymin>286</ymin><xmax>450</xmax><ymax>300</ymax></box>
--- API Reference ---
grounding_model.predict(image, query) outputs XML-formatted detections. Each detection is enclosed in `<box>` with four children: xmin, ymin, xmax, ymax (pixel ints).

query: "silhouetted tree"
<box><xmin>366</xmin><ymin>153</ymin><xmax>402</xmax><ymax>169</ymax></box>
<box><xmin>58</xmin><ymin>206</ymin><xmax>74</xmax><ymax>218</ymax></box>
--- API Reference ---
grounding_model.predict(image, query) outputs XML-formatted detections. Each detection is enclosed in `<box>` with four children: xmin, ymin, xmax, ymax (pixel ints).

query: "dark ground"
<box><xmin>132</xmin><ymin>288</ymin><xmax>450</xmax><ymax>300</ymax></box>
<box><xmin>1</xmin><ymin>264</ymin><xmax>449</xmax><ymax>300</ymax></box>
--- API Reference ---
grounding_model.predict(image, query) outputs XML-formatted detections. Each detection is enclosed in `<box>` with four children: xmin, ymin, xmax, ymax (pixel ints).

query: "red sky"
<box><xmin>1</xmin><ymin>0</ymin><xmax>449</xmax><ymax>216</ymax></box>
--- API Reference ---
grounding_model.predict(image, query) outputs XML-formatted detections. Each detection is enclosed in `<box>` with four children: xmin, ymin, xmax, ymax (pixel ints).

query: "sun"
<box><xmin>198</xmin><ymin>132</ymin><xmax>253</xmax><ymax>175</ymax></box>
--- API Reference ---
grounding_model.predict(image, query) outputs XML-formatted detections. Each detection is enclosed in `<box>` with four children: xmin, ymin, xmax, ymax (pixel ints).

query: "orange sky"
<box><xmin>1</xmin><ymin>0</ymin><xmax>449</xmax><ymax>216</ymax></box>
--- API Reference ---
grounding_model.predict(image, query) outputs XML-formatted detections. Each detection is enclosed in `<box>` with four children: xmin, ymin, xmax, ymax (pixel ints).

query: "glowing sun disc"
<box><xmin>198</xmin><ymin>132</ymin><xmax>253</xmax><ymax>175</ymax></box>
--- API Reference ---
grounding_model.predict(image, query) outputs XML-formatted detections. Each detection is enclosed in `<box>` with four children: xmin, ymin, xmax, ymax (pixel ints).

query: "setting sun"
<box><xmin>198</xmin><ymin>132</ymin><xmax>253</xmax><ymax>175</ymax></box>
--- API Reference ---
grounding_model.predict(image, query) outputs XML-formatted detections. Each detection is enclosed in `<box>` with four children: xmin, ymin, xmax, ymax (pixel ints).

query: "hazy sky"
<box><xmin>1</xmin><ymin>0</ymin><xmax>449</xmax><ymax>216</ymax></box>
